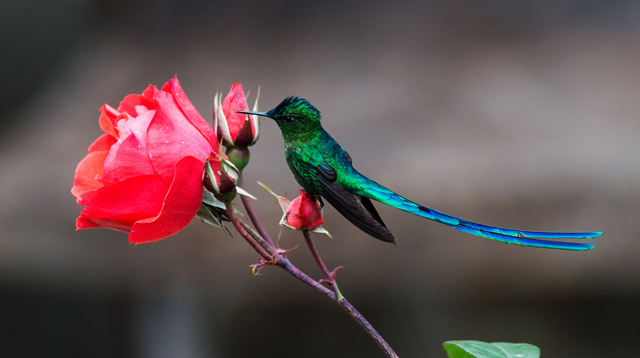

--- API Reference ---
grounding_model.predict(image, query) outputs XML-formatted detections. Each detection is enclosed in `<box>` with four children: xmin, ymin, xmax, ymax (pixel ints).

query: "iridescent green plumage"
<box><xmin>239</xmin><ymin>97</ymin><xmax>602</xmax><ymax>250</ymax></box>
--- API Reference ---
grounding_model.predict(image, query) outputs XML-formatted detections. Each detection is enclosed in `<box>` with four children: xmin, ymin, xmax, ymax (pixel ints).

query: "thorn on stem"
<box><xmin>319</xmin><ymin>279</ymin><xmax>334</xmax><ymax>286</ymax></box>
<box><xmin>250</xmin><ymin>256</ymin><xmax>279</xmax><ymax>275</ymax></box>
<box><xmin>320</xmin><ymin>266</ymin><xmax>345</xmax><ymax>286</ymax></box>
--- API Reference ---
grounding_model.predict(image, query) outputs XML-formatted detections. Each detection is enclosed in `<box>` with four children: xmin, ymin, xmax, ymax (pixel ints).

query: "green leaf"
<box><xmin>202</xmin><ymin>188</ymin><xmax>245</xmax><ymax>217</ymax></box>
<box><xmin>443</xmin><ymin>341</ymin><xmax>540</xmax><ymax>358</ymax></box>
<box><xmin>197</xmin><ymin>204</ymin><xmax>223</xmax><ymax>228</ymax></box>
<box><xmin>202</xmin><ymin>189</ymin><xmax>226</xmax><ymax>209</ymax></box>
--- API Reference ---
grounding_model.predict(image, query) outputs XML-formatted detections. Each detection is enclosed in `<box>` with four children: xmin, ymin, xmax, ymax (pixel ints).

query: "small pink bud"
<box><xmin>281</xmin><ymin>191</ymin><xmax>324</xmax><ymax>231</ymax></box>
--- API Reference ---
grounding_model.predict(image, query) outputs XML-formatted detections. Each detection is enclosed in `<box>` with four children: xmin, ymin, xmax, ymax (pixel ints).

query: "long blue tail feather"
<box><xmin>453</xmin><ymin>226</ymin><xmax>594</xmax><ymax>251</ymax></box>
<box><xmin>358</xmin><ymin>179</ymin><xmax>601</xmax><ymax>250</ymax></box>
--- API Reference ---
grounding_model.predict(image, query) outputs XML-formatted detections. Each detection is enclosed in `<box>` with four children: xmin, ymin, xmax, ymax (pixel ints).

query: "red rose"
<box><xmin>214</xmin><ymin>82</ymin><xmax>260</xmax><ymax>147</ymax></box>
<box><xmin>71</xmin><ymin>76</ymin><xmax>216</xmax><ymax>243</ymax></box>
<box><xmin>281</xmin><ymin>191</ymin><xmax>324</xmax><ymax>231</ymax></box>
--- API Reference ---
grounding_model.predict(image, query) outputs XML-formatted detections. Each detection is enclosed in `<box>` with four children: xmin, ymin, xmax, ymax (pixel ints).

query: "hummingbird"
<box><xmin>238</xmin><ymin>97</ymin><xmax>602</xmax><ymax>250</ymax></box>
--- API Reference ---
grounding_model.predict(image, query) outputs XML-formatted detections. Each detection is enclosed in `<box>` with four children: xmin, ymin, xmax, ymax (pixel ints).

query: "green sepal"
<box><xmin>203</xmin><ymin>157</ymin><xmax>220</xmax><ymax>193</ymax></box>
<box><xmin>203</xmin><ymin>187</ymin><xmax>245</xmax><ymax>218</ymax></box>
<box><xmin>197</xmin><ymin>204</ymin><xmax>223</xmax><ymax>228</ymax></box>
<box><xmin>222</xmin><ymin>159</ymin><xmax>239</xmax><ymax>181</ymax></box>
<box><xmin>236</xmin><ymin>186</ymin><xmax>257</xmax><ymax>200</ymax></box>
<box><xmin>225</xmin><ymin>146</ymin><xmax>251</xmax><ymax>172</ymax></box>
<box><xmin>203</xmin><ymin>188</ymin><xmax>226</xmax><ymax>209</ymax></box>
<box><xmin>443</xmin><ymin>341</ymin><xmax>540</xmax><ymax>358</ymax></box>
<box><xmin>196</xmin><ymin>203</ymin><xmax>232</xmax><ymax>237</ymax></box>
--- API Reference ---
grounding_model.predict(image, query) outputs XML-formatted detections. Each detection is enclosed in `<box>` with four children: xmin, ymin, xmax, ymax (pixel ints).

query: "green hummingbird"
<box><xmin>239</xmin><ymin>97</ymin><xmax>602</xmax><ymax>250</ymax></box>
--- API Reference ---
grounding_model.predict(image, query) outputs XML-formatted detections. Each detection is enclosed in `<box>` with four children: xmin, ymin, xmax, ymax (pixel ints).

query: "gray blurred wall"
<box><xmin>1</xmin><ymin>1</ymin><xmax>639</xmax><ymax>357</ymax></box>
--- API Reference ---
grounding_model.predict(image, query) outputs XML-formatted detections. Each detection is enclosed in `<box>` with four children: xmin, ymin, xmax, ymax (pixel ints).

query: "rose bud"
<box><xmin>71</xmin><ymin>76</ymin><xmax>217</xmax><ymax>244</ymax></box>
<box><xmin>281</xmin><ymin>191</ymin><xmax>324</xmax><ymax>231</ymax></box>
<box><xmin>257</xmin><ymin>182</ymin><xmax>330</xmax><ymax>235</ymax></box>
<box><xmin>256</xmin><ymin>182</ymin><xmax>331</xmax><ymax>236</ymax></box>
<box><xmin>203</xmin><ymin>152</ymin><xmax>240</xmax><ymax>202</ymax></box>
<box><xmin>214</xmin><ymin>82</ymin><xmax>260</xmax><ymax>149</ymax></box>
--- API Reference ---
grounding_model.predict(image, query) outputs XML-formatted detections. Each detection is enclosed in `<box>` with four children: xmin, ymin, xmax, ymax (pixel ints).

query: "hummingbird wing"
<box><xmin>288</xmin><ymin>145</ymin><xmax>394</xmax><ymax>242</ymax></box>
<box><xmin>315</xmin><ymin>162</ymin><xmax>395</xmax><ymax>243</ymax></box>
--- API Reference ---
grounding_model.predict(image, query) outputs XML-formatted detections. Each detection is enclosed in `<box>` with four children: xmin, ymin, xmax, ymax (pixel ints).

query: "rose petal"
<box><xmin>142</xmin><ymin>85</ymin><xmax>158</xmax><ymax>101</ymax></box>
<box><xmin>88</xmin><ymin>134</ymin><xmax>117</xmax><ymax>153</ymax></box>
<box><xmin>127</xmin><ymin>108</ymin><xmax>155</xmax><ymax>143</ymax></box>
<box><xmin>300</xmin><ymin>199</ymin><xmax>323</xmax><ymax>229</ymax></box>
<box><xmin>162</xmin><ymin>76</ymin><xmax>217</xmax><ymax>147</ymax></box>
<box><xmin>71</xmin><ymin>150</ymin><xmax>109</xmax><ymax>201</ymax></box>
<box><xmin>128</xmin><ymin>156</ymin><xmax>204</xmax><ymax>244</ymax></box>
<box><xmin>118</xmin><ymin>85</ymin><xmax>158</xmax><ymax>117</ymax></box>
<box><xmin>221</xmin><ymin>83</ymin><xmax>245</xmax><ymax>139</ymax></box>
<box><xmin>98</xmin><ymin>104</ymin><xmax>121</xmax><ymax>139</ymax></box>
<box><xmin>207</xmin><ymin>153</ymin><xmax>222</xmax><ymax>188</ymax></box>
<box><xmin>109</xmin><ymin>132</ymin><xmax>158</xmax><ymax>184</ymax></box>
<box><xmin>283</xmin><ymin>192</ymin><xmax>323</xmax><ymax>230</ymax></box>
<box><xmin>147</xmin><ymin>91</ymin><xmax>212</xmax><ymax>182</ymax></box>
<box><xmin>103</xmin><ymin>109</ymin><xmax>156</xmax><ymax>185</ymax></box>
<box><xmin>77</xmin><ymin>213</ymin><xmax>146</xmax><ymax>232</ymax></box>
<box><xmin>103</xmin><ymin>109</ymin><xmax>158</xmax><ymax>184</ymax></box>
<box><xmin>79</xmin><ymin>175</ymin><xmax>168</xmax><ymax>224</ymax></box>
<box><xmin>221</xmin><ymin>82</ymin><xmax>249</xmax><ymax>142</ymax></box>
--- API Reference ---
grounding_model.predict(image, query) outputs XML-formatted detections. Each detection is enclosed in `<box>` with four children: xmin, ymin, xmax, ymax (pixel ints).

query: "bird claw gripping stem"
<box><xmin>300</xmin><ymin>189</ymin><xmax>324</xmax><ymax>210</ymax></box>
<box><xmin>315</xmin><ymin>195</ymin><xmax>324</xmax><ymax>210</ymax></box>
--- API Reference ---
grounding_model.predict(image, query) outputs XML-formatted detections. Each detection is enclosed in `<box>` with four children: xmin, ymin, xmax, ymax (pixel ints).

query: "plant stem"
<box><xmin>239</xmin><ymin>179</ymin><xmax>274</xmax><ymax>245</ymax></box>
<box><xmin>337</xmin><ymin>298</ymin><xmax>399</xmax><ymax>358</ymax></box>
<box><xmin>225</xmin><ymin>202</ymin><xmax>271</xmax><ymax>260</ymax></box>
<box><xmin>279</xmin><ymin>251</ymin><xmax>397</xmax><ymax>357</ymax></box>
<box><xmin>275</xmin><ymin>256</ymin><xmax>337</xmax><ymax>300</ymax></box>
<box><xmin>239</xmin><ymin>220</ymin><xmax>273</xmax><ymax>255</ymax></box>
<box><xmin>301</xmin><ymin>232</ymin><xmax>397</xmax><ymax>357</ymax></box>
<box><xmin>225</xmin><ymin>206</ymin><xmax>399</xmax><ymax>358</ymax></box>
<box><xmin>302</xmin><ymin>230</ymin><xmax>343</xmax><ymax>299</ymax></box>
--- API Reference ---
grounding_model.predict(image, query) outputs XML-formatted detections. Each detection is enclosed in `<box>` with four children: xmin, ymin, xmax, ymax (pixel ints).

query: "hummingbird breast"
<box><xmin>284</xmin><ymin>141</ymin><xmax>321</xmax><ymax>195</ymax></box>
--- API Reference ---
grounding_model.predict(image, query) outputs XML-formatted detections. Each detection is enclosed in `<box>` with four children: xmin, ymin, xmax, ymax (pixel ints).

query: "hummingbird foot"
<box><xmin>300</xmin><ymin>189</ymin><xmax>324</xmax><ymax>210</ymax></box>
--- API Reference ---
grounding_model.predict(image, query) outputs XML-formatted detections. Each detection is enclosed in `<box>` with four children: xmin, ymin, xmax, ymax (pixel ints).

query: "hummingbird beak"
<box><xmin>237</xmin><ymin>110</ymin><xmax>270</xmax><ymax>118</ymax></box>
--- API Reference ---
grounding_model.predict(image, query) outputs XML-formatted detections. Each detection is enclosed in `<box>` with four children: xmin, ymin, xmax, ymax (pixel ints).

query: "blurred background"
<box><xmin>1</xmin><ymin>0</ymin><xmax>639</xmax><ymax>357</ymax></box>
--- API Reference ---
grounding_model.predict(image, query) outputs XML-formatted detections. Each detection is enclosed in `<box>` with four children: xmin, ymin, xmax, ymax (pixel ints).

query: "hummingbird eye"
<box><xmin>286</xmin><ymin>116</ymin><xmax>293</xmax><ymax>122</ymax></box>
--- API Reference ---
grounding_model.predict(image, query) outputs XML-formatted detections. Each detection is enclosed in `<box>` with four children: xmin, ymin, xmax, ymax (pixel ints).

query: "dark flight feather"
<box><xmin>317</xmin><ymin>163</ymin><xmax>395</xmax><ymax>243</ymax></box>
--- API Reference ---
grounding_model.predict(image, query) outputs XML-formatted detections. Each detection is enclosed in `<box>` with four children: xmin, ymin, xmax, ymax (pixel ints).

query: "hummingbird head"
<box><xmin>238</xmin><ymin>96</ymin><xmax>322</xmax><ymax>141</ymax></box>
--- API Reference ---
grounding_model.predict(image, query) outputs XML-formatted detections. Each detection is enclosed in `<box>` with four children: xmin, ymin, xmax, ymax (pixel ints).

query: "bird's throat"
<box><xmin>279</xmin><ymin>121</ymin><xmax>324</xmax><ymax>144</ymax></box>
